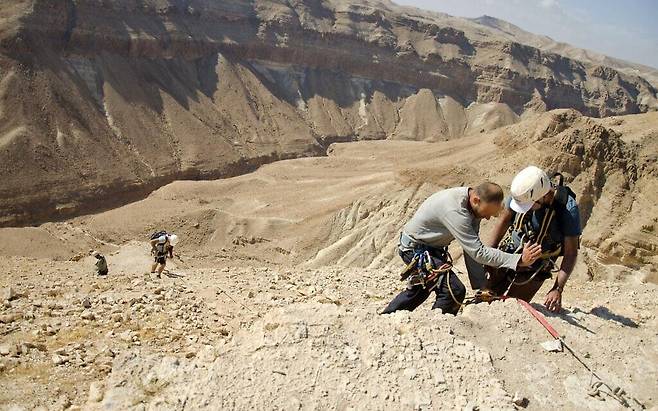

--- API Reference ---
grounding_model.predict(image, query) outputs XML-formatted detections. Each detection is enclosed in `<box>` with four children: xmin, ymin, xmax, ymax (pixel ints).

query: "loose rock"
<box><xmin>512</xmin><ymin>392</ymin><xmax>528</xmax><ymax>408</ymax></box>
<box><xmin>1</xmin><ymin>286</ymin><xmax>18</xmax><ymax>301</ymax></box>
<box><xmin>52</xmin><ymin>354</ymin><xmax>68</xmax><ymax>365</ymax></box>
<box><xmin>0</xmin><ymin>343</ymin><xmax>13</xmax><ymax>356</ymax></box>
<box><xmin>0</xmin><ymin>313</ymin><xmax>22</xmax><ymax>323</ymax></box>
<box><xmin>81</xmin><ymin>311</ymin><xmax>96</xmax><ymax>321</ymax></box>
<box><xmin>88</xmin><ymin>381</ymin><xmax>105</xmax><ymax>403</ymax></box>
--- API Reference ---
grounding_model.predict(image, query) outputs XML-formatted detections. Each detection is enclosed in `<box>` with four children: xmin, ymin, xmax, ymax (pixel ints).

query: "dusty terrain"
<box><xmin>1</xmin><ymin>110</ymin><xmax>657</xmax><ymax>410</ymax></box>
<box><xmin>1</xmin><ymin>254</ymin><xmax>655</xmax><ymax>410</ymax></box>
<box><xmin>1</xmin><ymin>0</ymin><xmax>657</xmax><ymax>226</ymax></box>
<box><xmin>1</xmin><ymin>1</ymin><xmax>657</xmax><ymax>408</ymax></box>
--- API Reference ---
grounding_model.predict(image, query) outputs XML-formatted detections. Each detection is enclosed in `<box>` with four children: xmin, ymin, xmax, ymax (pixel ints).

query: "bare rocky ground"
<box><xmin>0</xmin><ymin>246</ymin><xmax>656</xmax><ymax>410</ymax></box>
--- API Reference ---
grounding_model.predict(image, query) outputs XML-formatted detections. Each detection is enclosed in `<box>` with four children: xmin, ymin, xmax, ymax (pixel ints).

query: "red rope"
<box><xmin>516</xmin><ymin>298</ymin><xmax>561</xmax><ymax>339</ymax></box>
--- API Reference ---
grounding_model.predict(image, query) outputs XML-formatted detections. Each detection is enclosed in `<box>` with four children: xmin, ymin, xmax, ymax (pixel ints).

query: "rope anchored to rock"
<box><xmin>516</xmin><ymin>299</ymin><xmax>645</xmax><ymax>409</ymax></box>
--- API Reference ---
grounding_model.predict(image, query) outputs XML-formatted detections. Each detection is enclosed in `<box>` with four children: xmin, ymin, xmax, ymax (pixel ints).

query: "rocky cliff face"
<box><xmin>0</xmin><ymin>0</ymin><xmax>656</xmax><ymax>226</ymax></box>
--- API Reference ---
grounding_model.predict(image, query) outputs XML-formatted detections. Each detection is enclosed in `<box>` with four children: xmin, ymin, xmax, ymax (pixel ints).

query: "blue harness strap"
<box><xmin>398</xmin><ymin>232</ymin><xmax>452</xmax><ymax>287</ymax></box>
<box><xmin>404</xmin><ymin>244</ymin><xmax>451</xmax><ymax>289</ymax></box>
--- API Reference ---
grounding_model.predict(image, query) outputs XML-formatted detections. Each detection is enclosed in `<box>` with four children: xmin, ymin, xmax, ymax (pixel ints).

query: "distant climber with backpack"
<box><xmin>480</xmin><ymin>166</ymin><xmax>581</xmax><ymax>312</ymax></box>
<box><xmin>149</xmin><ymin>231</ymin><xmax>179</xmax><ymax>277</ymax></box>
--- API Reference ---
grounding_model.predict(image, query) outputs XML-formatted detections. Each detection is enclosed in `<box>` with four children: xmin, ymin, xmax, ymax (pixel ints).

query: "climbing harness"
<box><xmin>499</xmin><ymin>203</ymin><xmax>557</xmax><ymax>260</ymax></box>
<box><xmin>398</xmin><ymin>242</ymin><xmax>471</xmax><ymax>309</ymax></box>
<box><xmin>398</xmin><ymin>240</ymin><xmax>452</xmax><ymax>290</ymax></box>
<box><xmin>496</xmin><ymin>209</ymin><xmax>558</xmax><ymax>292</ymax></box>
<box><xmin>495</xmin><ymin>176</ymin><xmax>577</xmax><ymax>294</ymax></box>
<box><xmin>516</xmin><ymin>299</ymin><xmax>645</xmax><ymax>409</ymax></box>
<box><xmin>501</xmin><ymin>257</ymin><xmax>558</xmax><ymax>297</ymax></box>
<box><xmin>406</xmin><ymin>252</ymin><xmax>452</xmax><ymax>291</ymax></box>
<box><xmin>499</xmin><ymin>172</ymin><xmax>576</xmax><ymax>266</ymax></box>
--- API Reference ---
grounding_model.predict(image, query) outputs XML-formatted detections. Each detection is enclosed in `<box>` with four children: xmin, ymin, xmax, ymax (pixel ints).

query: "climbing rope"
<box><xmin>449</xmin><ymin>293</ymin><xmax>644</xmax><ymax>408</ymax></box>
<box><xmin>216</xmin><ymin>285</ymin><xmax>262</xmax><ymax>318</ymax></box>
<box><xmin>426</xmin><ymin>265</ymin><xmax>499</xmax><ymax>309</ymax></box>
<box><xmin>516</xmin><ymin>299</ymin><xmax>645</xmax><ymax>409</ymax></box>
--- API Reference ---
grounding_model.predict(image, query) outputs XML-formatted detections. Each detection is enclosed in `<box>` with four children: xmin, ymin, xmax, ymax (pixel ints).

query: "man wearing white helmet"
<box><xmin>150</xmin><ymin>233</ymin><xmax>178</xmax><ymax>277</ymax></box>
<box><xmin>486</xmin><ymin>166</ymin><xmax>581</xmax><ymax>312</ymax></box>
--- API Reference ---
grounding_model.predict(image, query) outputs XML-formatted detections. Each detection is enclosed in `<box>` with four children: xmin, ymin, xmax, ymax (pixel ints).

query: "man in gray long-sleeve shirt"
<box><xmin>382</xmin><ymin>182</ymin><xmax>541</xmax><ymax>315</ymax></box>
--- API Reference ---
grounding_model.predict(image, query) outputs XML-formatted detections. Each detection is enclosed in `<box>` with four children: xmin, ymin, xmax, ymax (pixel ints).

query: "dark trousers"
<box><xmin>382</xmin><ymin>249</ymin><xmax>466</xmax><ymax>315</ymax></box>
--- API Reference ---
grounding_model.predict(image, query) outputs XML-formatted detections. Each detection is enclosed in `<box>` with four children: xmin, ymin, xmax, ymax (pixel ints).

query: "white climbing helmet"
<box><xmin>510</xmin><ymin>166</ymin><xmax>552</xmax><ymax>214</ymax></box>
<box><xmin>168</xmin><ymin>234</ymin><xmax>179</xmax><ymax>246</ymax></box>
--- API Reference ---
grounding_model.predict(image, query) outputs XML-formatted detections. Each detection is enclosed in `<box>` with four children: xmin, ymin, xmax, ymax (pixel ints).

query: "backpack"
<box><xmin>149</xmin><ymin>230</ymin><xmax>167</xmax><ymax>241</ymax></box>
<box><xmin>551</xmin><ymin>173</ymin><xmax>577</xmax><ymax>208</ymax></box>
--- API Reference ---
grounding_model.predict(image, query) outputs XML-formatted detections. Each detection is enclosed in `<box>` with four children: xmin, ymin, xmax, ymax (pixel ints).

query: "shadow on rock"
<box><xmin>530</xmin><ymin>303</ymin><xmax>597</xmax><ymax>334</ymax></box>
<box><xmin>589</xmin><ymin>306</ymin><xmax>639</xmax><ymax>328</ymax></box>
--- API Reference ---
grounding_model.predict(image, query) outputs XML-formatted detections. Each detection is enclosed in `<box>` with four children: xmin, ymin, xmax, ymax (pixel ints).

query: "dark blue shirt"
<box><xmin>505</xmin><ymin>192</ymin><xmax>581</xmax><ymax>253</ymax></box>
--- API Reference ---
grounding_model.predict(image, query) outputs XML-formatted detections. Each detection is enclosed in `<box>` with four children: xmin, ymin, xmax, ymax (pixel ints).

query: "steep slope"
<box><xmin>0</xmin><ymin>245</ymin><xmax>654</xmax><ymax>410</ymax></box>
<box><xmin>0</xmin><ymin>0</ymin><xmax>656</xmax><ymax>227</ymax></box>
